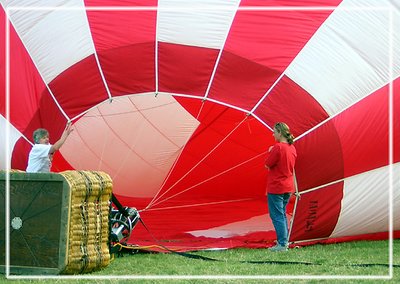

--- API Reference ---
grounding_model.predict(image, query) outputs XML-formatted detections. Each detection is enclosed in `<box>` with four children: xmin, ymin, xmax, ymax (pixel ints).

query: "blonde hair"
<box><xmin>274</xmin><ymin>122</ymin><xmax>295</xmax><ymax>145</ymax></box>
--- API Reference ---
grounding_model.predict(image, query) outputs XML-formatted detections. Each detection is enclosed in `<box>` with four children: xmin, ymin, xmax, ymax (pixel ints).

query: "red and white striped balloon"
<box><xmin>1</xmin><ymin>0</ymin><xmax>399</xmax><ymax>250</ymax></box>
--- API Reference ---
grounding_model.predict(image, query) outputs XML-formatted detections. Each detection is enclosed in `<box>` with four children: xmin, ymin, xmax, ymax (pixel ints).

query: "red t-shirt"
<box><xmin>265</xmin><ymin>142</ymin><xmax>297</xmax><ymax>194</ymax></box>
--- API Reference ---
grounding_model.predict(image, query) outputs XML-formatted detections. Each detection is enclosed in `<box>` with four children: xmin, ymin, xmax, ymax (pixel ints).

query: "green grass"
<box><xmin>2</xmin><ymin>239</ymin><xmax>399</xmax><ymax>283</ymax></box>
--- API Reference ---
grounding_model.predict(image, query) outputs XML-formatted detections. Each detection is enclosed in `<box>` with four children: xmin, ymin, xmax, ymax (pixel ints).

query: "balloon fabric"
<box><xmin>1</xmin><ymin>0</ymin><xmax>399</xmax><ymax>251</ymax></box>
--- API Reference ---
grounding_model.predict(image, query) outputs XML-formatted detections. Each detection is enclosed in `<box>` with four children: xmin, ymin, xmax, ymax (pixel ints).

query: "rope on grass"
<box><xmin>113</xmin><ymin>242</ymin><xmax>400</xmax><ymax>268</ymax></box>
<box><xmin>112</xmin><ymin>204</ymin><xmax>400</xmax><ymax>268</ymax></box>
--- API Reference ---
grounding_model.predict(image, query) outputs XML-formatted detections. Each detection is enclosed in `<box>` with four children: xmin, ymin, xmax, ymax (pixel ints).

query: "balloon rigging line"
<box><xmin>297</xmin><ymin>178</ymin><xmax>344</xmax><ymax>196</ymax></box>
<box><xmin>70</xmin><ymin>120</ymin><xmax>116</xmax><ymax>172</ymax></box>
<box><xmin>97</xmin><ymin>116</ymin><xmax>111</xmax><ymax>171</ymax></box>
<box><xmin>202</xmin><ymin>41</ymin><xmax>223</xmax><ymax>101</ymax></box>
<box><xmin>202</xmin><ymin>1</ymin><xmax>239</xmax><ymax>102</ymax></box>
<box><xmin>67</xmin><ymin>91</ymin><xmax>260</xmax><ymax>210</ymax></box>
<box><xmin>69</xmin><ymin>92</ymin><xmax>170</xmax><ymax>122</ymax></box>
<box><xmin>287</xmin><ymin>170</ymin><xmax>299</xmax><ymax>239</ymax></box>
<box><xmin>71</xmin><ymin>91</ymin><xmax>256</xmax><ymax>135</ymax></box>
<box><xmin>12</xmin><ymin>130</ymin><xmax>33</xmax><ymax>146</ymax></box>
<box><xmin>287</xmin><ymin>169</ymin><xmax>300</xmax><ymax>241</ymax></box>
<box><xmin>102</xmin><ymin>94</ymin><xmax>194</xmax><ymax>193</ymax></box>
<box><xmin>250</xmin><ymin>113</ymin><xmax>274</xmax><ymax>132</ymax></box>
<box><xmin>147</xmin><ymin>115</ymin><xmax>248</xmax><ymax>208</ymax></box>
<box><xmin>171</xmin><ymin>93</ymin><xmax>251</xmax><ymax>116</ymax></box>
<box><xmin>138</xmin><ymin>92</ymin><xmax>273</xmax><ymax>136</ymax></box>
<box><xmin>190</xmin><ymin>108</ymin><xmax>230</xmax><ymax>143</ymax></box>
<box><xmin>150</xmin><ymin>151</ymin><xmax>264</xmax><ymax>208</ymax></box>
<box><xmin>101</xmin><ymin>101</ymin><xmax>162</xmax><ymax>169</ymax></box>
<box><xmin>291</xmin><ymin>161</ymin><xmax>399</xmax><ymax>198</ymax></box>
<box><xmin>288</xmin><ymin>190</ymin><xmax>299</xmax><ymax>242</ymax></box>
<box><xmin>146</xmin><ymin>110</ymin><xmax>240</xmax><ymax>206</ymax></box>
<box><xmin>92</xmin><ymin>45</ymin><xmax>113</xmax><ymax>101</ymax></box>
<box><xmin>206</xmin><ymin>97</ymin><xmax>251</xmax><ymax>116</ymax></box>
<box><xmin>164</xmin><ymin>92</ymin><xmax>204</xmax><ymax>101</ymax></box>
<box><xmin>69</xmin><ymin>97</ymin><xmax>116</xmax><ymax>122</ymax></box>
<box><xmin>146</xmin><ymin>104</ymin><xmax>228</xmax><ymax>208</ymax></box>
<box><xmin>158</xmin><ymin>93</ymin><xmax>252</xmax><ymax>122</ymax></box>
<box><xmin>196</xmin><ymin>100</ymin><xmax>205</xmax><ymax>120</ymax></box>
<box><xmin>146</xmin><ymin>145</ymin><xmax>188</xmax><ymax>209</ymax></box>
<box><xmin>293</xmin><ymin>169</ymin><xmax>299</xmax><ymax>195</ymax></box>
<box><xmin>155</xmin><ymin>7</ymin><xmax>160</xmax><ymax>95</ymax></box>
<box><xmin>84</xmin><ymin>101</ymin><xmax>177</xmax><ymax>117</ymax></box>
<box><xmin>127</xmin><ymin>96</ymin><xmax>180</xmax><ymax>147</ymax></box>
<box><xmin>91</xmin><ymin>105</ymin><xmax>161</xmax><ymax>181</ymax></box>
<box><xmin>292</xmin><ymin>236</ymin><xmax>330</xmax><ymax>244</ymax></box>
<box><xmin>148</xmin><ymin>148</ymin><xmax>264</xmax><ymax>209</ymax></box>
<box><xmin>71</xmin><ymin>102</ymin><xmax>114</xmax><ymax>171</ymax></box>
<box><xmin>69</xmin><ymin>110</ymin><xmax>139</xmax><ymax>178</ymax></box>
<box><xmin>85</xmin><ymin>4</ymin><xmax>113</xmax><ymax>101</ymax></box>
<box><xmin>142</xmin><ymin>197</ymin><xmax>255</xmax><ymax>212</ymax></box>
<box><xmin>111</xmin><ymin>144</ymin><xmax>135</xmax><ymax>181</ymax></box>
<box><xmin>249</xmin><ymin>72</ymin><xmax>287</xmax><ymax>116</ymax></box>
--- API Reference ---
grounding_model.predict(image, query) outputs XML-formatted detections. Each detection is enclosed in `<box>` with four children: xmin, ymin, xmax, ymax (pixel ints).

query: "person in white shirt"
<box><xmin>26</xmin><ymin>122</ymin><xmax>73</xmax><ymax>173</ymax></box>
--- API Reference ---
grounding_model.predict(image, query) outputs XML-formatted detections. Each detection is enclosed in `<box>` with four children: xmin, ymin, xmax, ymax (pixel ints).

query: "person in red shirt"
<box><xmin>265</xmin><ymin>122</ymin><xmax>297</xmax><ymax>252</ymax></box>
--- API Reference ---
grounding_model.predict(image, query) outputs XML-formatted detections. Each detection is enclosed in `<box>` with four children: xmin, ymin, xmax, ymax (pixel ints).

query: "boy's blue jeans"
<box><xmin>267</xmin><ymin>193</ymin><xmax>291</xmax><ymax>246</ymax></box>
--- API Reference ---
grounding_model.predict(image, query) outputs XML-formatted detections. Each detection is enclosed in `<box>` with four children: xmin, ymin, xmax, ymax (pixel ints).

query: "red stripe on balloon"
<box><xmin>295</xmin><ymin>81</ymin><xmax>393</xmax><ymax>192</ymax></box>
<box><xmin>1</xmin><ymin>9</ymin><xmax>50</xmax><ymax>133</ymax></box>
<box><xmin>334</xmin><ymin>84</ymin><xmax>389</xmax><ymax>177</ymax></box>
<box><xmin>97</xmin><ymin>42</ymin><xmax>156</xmax><ymax>96</ymax></box>
<box><xmin>155</xmin><ymin>99</ymin><xmax>273</xmax><ymax>205</ymax></box>
<box><xmin>290</xmin><ymin>181</ymin><xmax>343</xmax><ymax>242</ymax></box>
<box><xmin>48</xmin><ymin>55</ymin><xmax>109</xmax><ymax>118</ymax></box>
<box><xmin>208</xmin><ymin>3</ymin><xmax>338</xmax><ymax>111</ymax></box>
<box><xmin>85</xmin><ymin>1</ymin><xmax>157</xmax><ymax>51</ymax></box>
<box><xmin>208</xmin><ymin>50</ymin><xmax>279</xmax><ymax>110</ymax></box>
<box><xmin>254</xmin><ymin>75</ymin><xmax>329</xmax><ymax>137</ymax></box>
<box><xmin>86</xmin><ymin>3</ymin><xmax>157</xmax><ymax>96</ymax></box>
<box><xmin>158</xmin><ymin>42</ymin><xmax>219</xmax><ymax>97</ymax></box>
<box><xmin>295</xmin><ymin>119</ymin><xmax>344</xmax><ymax>192</ymax></box>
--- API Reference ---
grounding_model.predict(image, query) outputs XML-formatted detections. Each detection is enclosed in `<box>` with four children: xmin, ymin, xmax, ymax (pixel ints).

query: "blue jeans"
<box><xmin>267</xmin><ymin>193</ymin><xmax>291</xmax><ymax>246</ymax></box>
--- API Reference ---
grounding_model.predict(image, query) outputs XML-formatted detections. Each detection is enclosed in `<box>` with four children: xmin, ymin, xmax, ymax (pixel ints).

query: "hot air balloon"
<box><xmin>1</xmin><ymin>0</ymin><xmax>399</xmax><ymax>251</ymax></box>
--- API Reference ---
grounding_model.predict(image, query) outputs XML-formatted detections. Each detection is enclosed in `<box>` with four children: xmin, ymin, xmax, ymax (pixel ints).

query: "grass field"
<box><xmin>2</xmin><ymin>239</ymin><xmax>399</xmax><ymax>283</ymax></box>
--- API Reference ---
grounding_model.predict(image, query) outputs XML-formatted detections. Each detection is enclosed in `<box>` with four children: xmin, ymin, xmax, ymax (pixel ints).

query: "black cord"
<box><xmin>137</xmin><ymin>217</ymin><xmax>400</xmax><ymax>267</ymax></box>
<box><xmin>111</xmin><ymin>193</ymin><xmax>129</xmax><ymax>217</ymax></box>
<box><xmin>111</xmin><ymin>194</ymin><xmax>399</xmax><ymax>268</ymax></box>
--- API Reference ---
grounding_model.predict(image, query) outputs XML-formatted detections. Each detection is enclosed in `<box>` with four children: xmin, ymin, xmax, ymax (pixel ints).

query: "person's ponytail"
<box><xmin>274</xmin><ymin>122</ymin><xmax>295</xmax><ymax>145</ymax></box>
<box><xmin>285</xmin><ymin>132</ymin><xmax>295</xmax><ymax>145</ymax></box>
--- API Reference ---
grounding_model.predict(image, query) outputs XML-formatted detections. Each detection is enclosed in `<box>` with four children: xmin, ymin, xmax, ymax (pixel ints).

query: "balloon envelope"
<box><xmin>1</xmin><ymin>0</ymin><xmax>399</xmax><ymax>250</ymax></box>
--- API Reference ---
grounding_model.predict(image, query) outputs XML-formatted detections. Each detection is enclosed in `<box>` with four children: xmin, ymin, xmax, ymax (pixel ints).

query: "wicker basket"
<box><xmin>0</xmin><ymin>170</ymin><xmax>113</xmax><ymax>275</ymax></box>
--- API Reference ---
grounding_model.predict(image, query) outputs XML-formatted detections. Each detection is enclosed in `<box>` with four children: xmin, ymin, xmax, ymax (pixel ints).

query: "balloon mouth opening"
<box><xmin>60</xmin><ymin>93</ymin><xmax>200</xmax><ymax>198</ymax></box>
<box><xmin>60</xmin><ymin>93</ymin><xmax>274</xmax><ymax>205</ymax></box>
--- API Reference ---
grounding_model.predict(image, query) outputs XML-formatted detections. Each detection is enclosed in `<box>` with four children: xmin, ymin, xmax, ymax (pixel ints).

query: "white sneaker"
<box><xmin>268</xmin><ymin>244</ymin><xmax>288</xmax><ymax>252</ymax></box>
